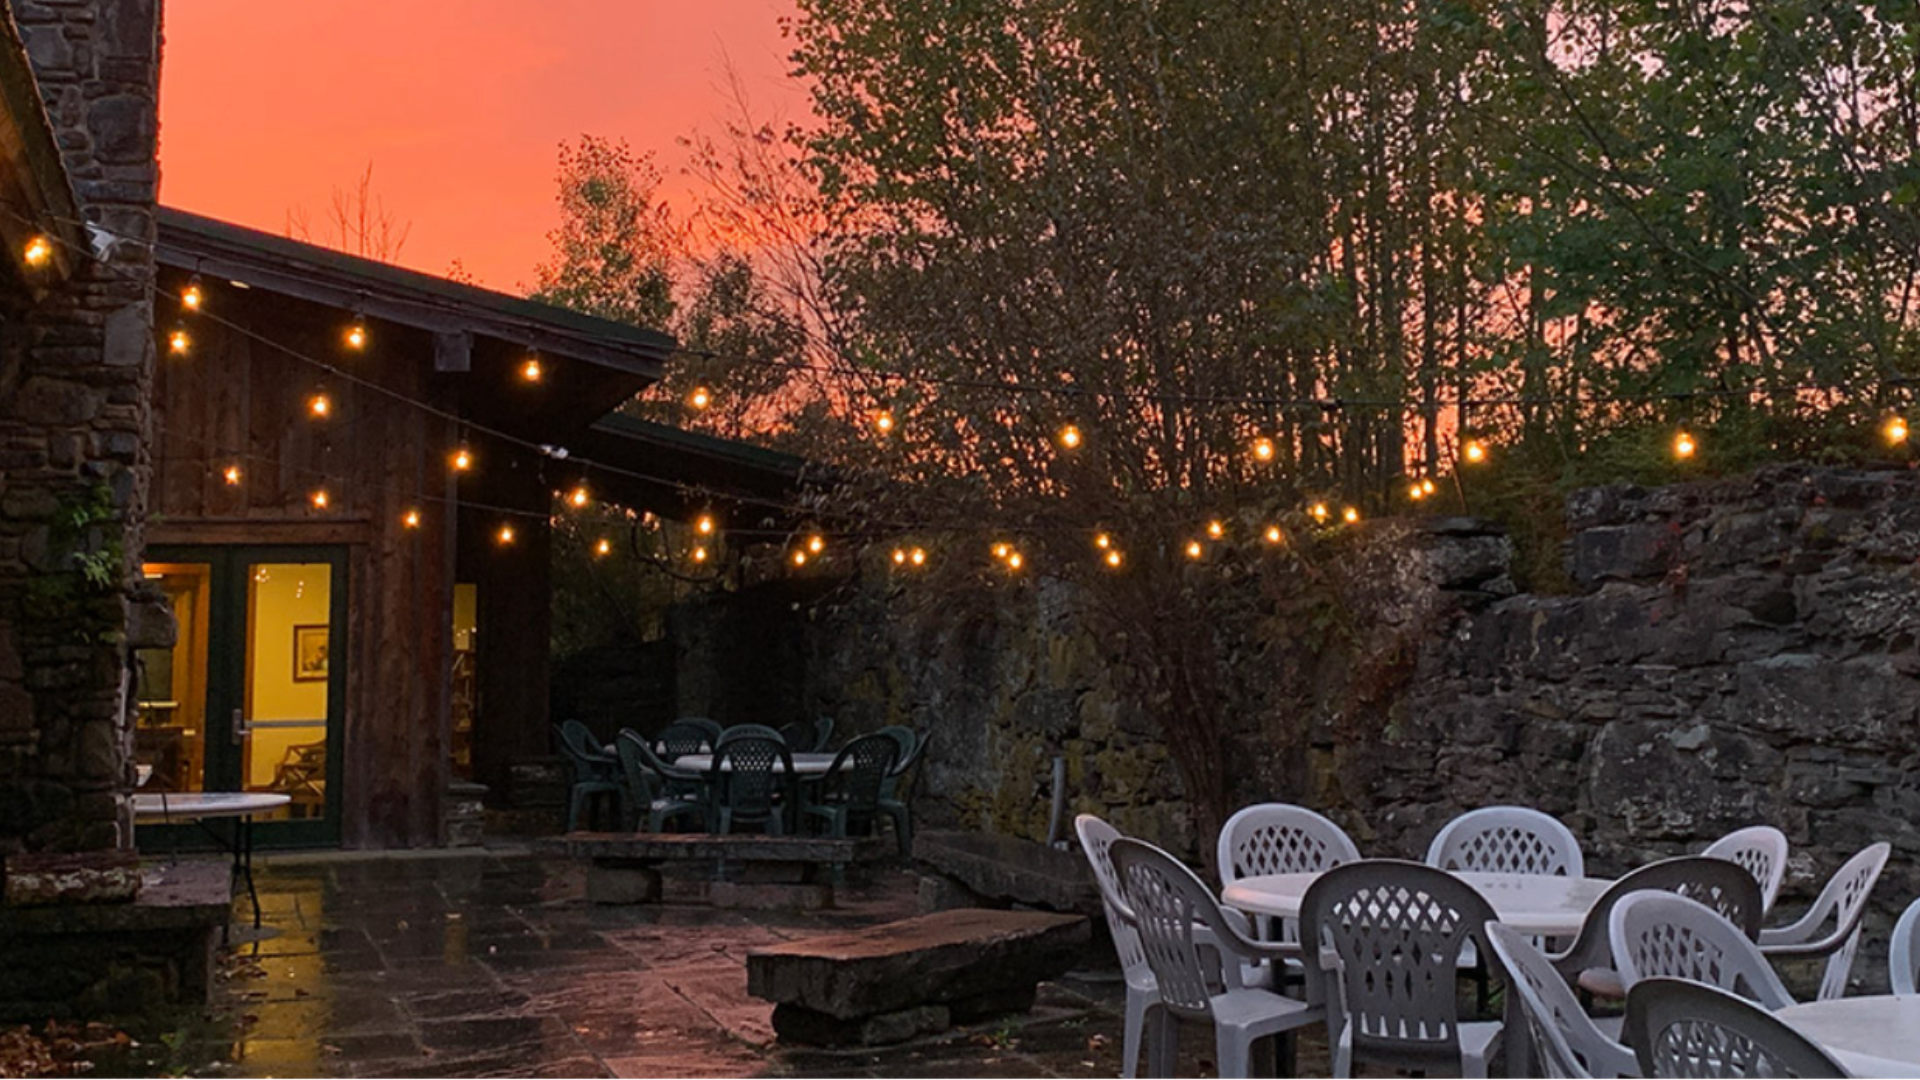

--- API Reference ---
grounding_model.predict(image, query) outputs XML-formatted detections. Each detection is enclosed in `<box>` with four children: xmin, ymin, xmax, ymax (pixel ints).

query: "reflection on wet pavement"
<box><xmin>85</xmin><ymin>850</ymin><xmax>1305</xmax><ymax>1078</ymax></box>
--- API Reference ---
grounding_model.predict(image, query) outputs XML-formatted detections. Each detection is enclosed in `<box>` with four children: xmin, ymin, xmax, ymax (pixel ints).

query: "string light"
<box><xmin>910</xmin><ymin>547</ymin><xmax>927</xmax><ymax>566</ymax></box>
<box><xmin>1343</xmin><ymin>506</ymin><xmax>1361</xmax><ymax>524</ymax></box>
<box><xmin>344</xmin><ymin>317</ymin><xmax>368</xmax><ymax>350</ymax></box>
<box><xmin>310</xmin><ymin>488</ymin><xmax>329</xmax><ymax>509</ymax></box>
<box><xmin>181</xmin><ymin>276</ymin><xmax>204</xmax><ymax>311</ymax></box>
<box><xmin>1094</xmin><ymin>532</ymin><xmax>1112</xmax><ymax>550</ymax></box>
<box><xmin>695</xmin><ymin>514</ymin><xmax>716</xmax><ymax>536</ymax></box>
<box><xmin>689</xmin><ymin>386</ymin><xmax>712</xmax><ymax>410</ymax></box>
<box><xmin>806</xmin><ymin>534</ymin><xmax>826</xmax><ymax>554</ymax></box>
<box><xmin>22</xmin><ymin>234</ymin><xmax>51</xmax><ymax>268</ymax></box>
<box><xmin>1057</xmin><ymin>424</ymin><xmax>1083</xmax><ymax>450</ymax></box>
<box><xmin>1006</xmin><ymin>551</ymin><xmax>1024</xmax><ymax>571</ymax></box>
<box><xmin>1264</xmin><ymin>525</ymin><xmax>1283</xmax><ymax>545</ymax></box>
<box><xmin>452</xmin><ymin>445</ymin><xmax>474</xmax><ymax>472</ymax></box>
<box><xmin>1309</xmin><ymin>502</ymin><xmax>1330</xmax><ymax>523</ymax></box>
<box><xmin>1252</xmin><ymin>437</ymin><xmax>1275</xmax><ymax>462</ymax></box>
<box><xmin>567</xmin><ymin>484</ymin><xmax>590</xmax><ymax>508</ymax></box>
<box><xmin>402</xmin><ymin>508</ymin><xmax>420</xmax><ymax>529</ymax></box>
<box><xmin>222</xmin><ymin>464</ymin><xmax>241</xmax><ymax>486</ymax></box>
<box><xmin>1408</xmin><ymin>482</ymin><xmax>1426</xmax><ymax>501</ymax></box>
<box><xmin>892</xmin><ymin>548</ymin><xmax>907</xmax><ymax>565</ymax></box>
<box><xmin>1463</xmin><ymin>439</ymin><xmax>1487</xmax><ymax>464</ymax></box>
<box><xmin>308</xmin><ymin>391</ymin><xmax>331</xmax><ymax>418</ymax></box>
<box><xmin>873</xmin><ymin>410</ymin><xmax>895</xmax><ymax>435</ymax></box>
<box><xmin>1421</xmin><ymin>477</ymin><xmax>1436</xmax><ymax>495</ymax></box>
<box><xmin>1673</xmin><ymin>430</ymin><xmax>1697</xmax><ymax>459</ymax></box>
<box><xmin>1884</xmin><ymin>416</ymin><xmax>1908</xmax><ymax>445</ymax></box>
<box><xmin>992</xmin><ymin>542</ymin><xmax>1011</xmax><ymax>559</ymax></box>
<box><xmin>520</xmin><ymin>355</ymin><xmax>544</xmax><ymax>383</ymax></box>
<box><xmin>691</xmin><ymin>545</ymin><xmax>709</xmax><ymax>563</ymax></box>
<box><xmin>1105</xmin><ymin>549</ymin><xmax>1124</xmax><ymax>568</ymax></box>
<box><xmin>594</xmin><ymin>537</ymin><xmax>611</xmax><ymax>557</ymax></box>
<box><xmin>167</xmin><ymin>324</ymin><xmax>190</xmax><ymax>356</ymax></box>
<box><xmin>497</xmin><ymin>524</ymin><xmax>516</xmax><ymax>545</ymax></box>
<box><xmin>1206</xmin><ymin>519</ymin><xmax>1225</xmax><ymax>539</ymax></box>
<box><xmin>1185</xmin><ymin>540</ymin><xmax>1204</xmax><ymax>560</ymax></box>
<box><xmin>791</xmin><ymin>549</ymin><xmax>809</xmax><ymax>567</ymax></box>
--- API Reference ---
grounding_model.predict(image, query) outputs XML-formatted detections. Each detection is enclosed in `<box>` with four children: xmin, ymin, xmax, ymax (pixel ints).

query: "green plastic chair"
<box><xmin>718</xmin><ymin>723</ymin><xmax>786</xmax><ymax>745</ymax></box>
<box><xmin>655</xmin><ymin>721</ymin><xmax>711</xmax><ymax>760</ymax></box>
<box><xmin>804</xmin><ymin>733</ymin><xmax>901</xmax><ymax>841</ymax></box>
<box><xmin>877</xmin><ymin>728</ymin><xmax>925</xmax><ymax>857</ymax></box>
<box><xmin>779</xmin><ymin>721</ymin><xmax>818</xmax><ymax>752</ymax></box>
<box><xmin>614</xmin><ymin>731</ymin><xmax>707</xmax><ymax>832</ymax></box>
<box><xmin>556</xmin><ymin>720</ymin><xmax>624</xmax><ymax>832</ymax></box>
<box><xmin>707</xmin><ymin>735</ymin><xmax>796</xmax><ymax>835</ymax></box>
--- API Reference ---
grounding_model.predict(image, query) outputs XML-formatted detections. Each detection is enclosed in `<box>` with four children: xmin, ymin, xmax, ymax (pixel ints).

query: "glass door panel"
<box><xmin>242</xmin><ymin>562</ymin><xmax>333</xmax><ymax>822</ymax></box>
<box><xmin>135</xmin><ymin>562</ymin><xmax>212</xmax><ymax>793</ymax></box>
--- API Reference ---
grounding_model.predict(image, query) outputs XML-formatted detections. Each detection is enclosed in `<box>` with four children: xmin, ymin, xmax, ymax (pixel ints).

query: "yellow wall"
<box><xmin>246</xmin><ymin>564</ymin><xmax>331</xmax><ymax>789</ymax></box>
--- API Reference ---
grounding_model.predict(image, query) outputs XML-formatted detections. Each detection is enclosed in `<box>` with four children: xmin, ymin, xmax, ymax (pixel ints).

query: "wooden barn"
<box><xmin>140</xmin><ymin>209</ymin><xmax>803</xmax><ymax>848</ymax></box>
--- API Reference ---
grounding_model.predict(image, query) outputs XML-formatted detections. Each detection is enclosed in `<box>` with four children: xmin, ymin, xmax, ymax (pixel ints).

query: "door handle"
<box><xmin>232</xmin><ymin>708</ymin><xmax>249</xmax><ymax>746</ymax></box>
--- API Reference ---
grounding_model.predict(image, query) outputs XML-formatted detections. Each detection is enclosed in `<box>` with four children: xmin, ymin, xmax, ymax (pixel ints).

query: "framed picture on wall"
<box><xmin>292</xmin><ymin>625</ymin><xmax>330</xmax><ymax>682</ymax></box>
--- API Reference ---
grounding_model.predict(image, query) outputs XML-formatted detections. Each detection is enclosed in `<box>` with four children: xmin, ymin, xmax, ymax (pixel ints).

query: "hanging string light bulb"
<box><xmin>1206</xmin><ymin>519</ymin><xmax>1226</xmax><ymax>540</ymax></box>
<box><xmin>791</xmin><ymin>549</ymin><xmax>809</xmax><ymax>567</ymax></box>
<box><xmin>892</xmin><ymin>548</ymin><xmax>908</xmax><ymax>566</ymax></box>
<box><xmin>806</xmin><ymin>534</ymin><xmax>826</xmax><ymax>555</ymax></box>
<box><xmin>222</xmin><ymin>464</ymin><xmax>242</xmax><ymax>486</ymax></box>
<box><xmin>310</xmin><ymin>488</ymin><xmax>330</xmax><ymax>509</ymax></box>
<box><xmin>1104</xmin><ymin>549</ymin><xmax>1124</xmax><ymax>569</ymax></box>
<box><xmin>873</xmin><ymin>410</ymin><xmax>895</xmax><ymax>435</ymax></box>
<box><xmin>1252</xmin><ymin>437</ymin><xmax>1275</xmax><ymax>462</ymax></box>
<box><xmin>1005</xmin><ymin>551</ymin><xmax>1025</xmax><ymax>571</ymax></box>
<box><xmin>594</xmin><ymin>537</ymin><xmax>612</xmax><ymax>557</ymax></box>
<box><xmin>344</xmin><ymin>315</ymin><xmax>368</xmax><ymax>351</ymax></box>
<box><xmin>22</xmin><ymin>234</ymin><xmax>52</xmax><ymax>268</ymax></box>
<box><xmin>1094</xmin><ymin>532</ymin><xmax>1112</xmax><ymax>550</ymax></box>
<box><xmin>1309</xmin><ymin>502</ymin><xmax>1330</xmax><ymax>523</ymax></box>
<box><xmin>520</xmin><ymin>354</ymin><xmax>544</xmax><ymax>383</ymax></box>
<box><xmin>1408</xmin><ymin>481</ymin><xmax>1426</xmax><ymax>501</ymax></box>
<box><xmin>1673</xmin><ymin>430</ymin><xmax>1697</xmax><ymax>459</ymax></box>
<box><xmin>1343</xmin><ymin>506</ymin><xmax>1361</xmax><ymax>524</ymax></box>
<box><xmin>308</xmin><ymin>390</ymin><xmax>332</xmax><ymax>418</ymax></box>
<box><xmin>497</xmin><ymin>523</ymin><xmax>516</xmax><ymax>545</ymax></box>
<box><xmin>991</xmin><ymin>541</ymin><xmax>1011</xmax><ymax>559</ymax></box>
<box><xmin>1264</xmin><ymin>525</ymin><xmax>1284</xmax><ymax>545</ymax></box>
<box><xmin>181</xmin><ymin>275</ymin><xmax>205</xmax><ymax>311</ymax></box>
<box><xmin>1057</xmin><ymin>424</ymin><xmax>1083</xmax><ymax>450</ymax></box>
<box><xmin>451</xmin><ymin>445</ymin><xmax>474</xmax><ymax>472</ymax></box>
<box><xmin>689</xmin><ymin>386</ymin><xmax>712</xmax><ymax>410</ymax></box>
<box><xmin>695</xmin><ymin>513</ymin><xmax>716</xmax><ymax>536</ymax></box>
<box><xmin>1883</xmin><ymin>416</ymin><xmax>1909</xmax><ymax>445</ymax></box>
<box><xmin>1185</xmin><ymin>540</ymin><xmax>1204</xmax><ymax>560</ymax></box>
<box><xmin>567</xmin><ymin>483</ymin><xmax>590</xmax><ymax>508</ymax></box>
<box><xmin>1421</xmin><ymin>477</ymin><xmax>1437</xmax><ymax>495</ymax></box>
<box><xmin>1463</xmin><ymin>439</ymin><xmax>1487</xmax><ymax>464</ymax></box>
<box><xmin>691</xmin><ymin>544</ymin><xmax>709</xmax><ymax>563</ymax></box>
<box><xmin>402</xmin><ymin>508</ymin><xmax>421</xmax><ymax>529</ymax></box>
<box><xmin>167</xmin><ymin>323</ymin><xmax>191</xmax><ymax>356</ymax></box>
<box><xmin>910</xmin><ymin>547</ymin><xmax>927</xmax><ymax>567</ymax></box>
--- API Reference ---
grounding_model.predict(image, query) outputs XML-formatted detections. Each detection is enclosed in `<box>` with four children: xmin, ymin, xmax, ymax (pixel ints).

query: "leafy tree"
<box><xmin>530</xmin><ymin>136</ymin><xmax>677</xmax><ymax>328</ymax></box>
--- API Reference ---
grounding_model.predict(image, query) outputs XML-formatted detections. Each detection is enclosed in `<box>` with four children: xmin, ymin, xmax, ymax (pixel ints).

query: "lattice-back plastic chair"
<box><xmin>717</xmin><ymin>722</ymin><xmax>786</xmax><ymax>746</ymax></box>
<box><xmin>1077</xmin><ymin>815</ymin><xmax>1159</xmax><ymax>1079</ymax></box>
<box><xmin>1298</xmin><ymin>859</ymin><xmax>1504</xmax><ymax>1078</ymax></box>
<box><xmin>655</xmin><ymin>721</ymin><xmax>712</xmax><ymax>761</ymax></box>
<box><xmin>877</xmin><ymin>727</ymin><xmax>925</xmax><ymax>857</ymax></box>
<box><xmin>1218</xmin><ymin>803</ymin><xmax>1363</xmax><ymax>946</ymax></box>
<box><xmin>1426</xmin><ymin>806</ymin><xmax>1586</xmax><ymax>877</ymax></box>
<box><xmin>1702</xmin><ymin>825</ymin><xmax>1790</xmax><ymax>915</ymax></box>
<box><xmin>813</xmin><ymin>717</ymin><xmax>835</xmax><ymax>752</ymax></box>
<box><xmin>1610</xmin><ymin>892</ymin><xmax>1795</xmax><ymax>1009</ymax></box>
<box><xmin>804</xmin><ymin>732</ymin><xmax>899</xmax><ymax>842</ymax></box>
<box><xmin>1891</xmin><ymin>897</ymin><xmax>1920</xmax><ymax>996</ymax></box>
<box><xmin>1624</xmin><ymin>978</ymin><xmax>1850</xmax><ymax>1079</ymax></box>
<box><xmin>1758</xmin><ymin>842</ymin><xmax>1889</xmax><ymax>1002</ymax></box>
<box><xmin>1110</xmin><ymin>838</ymin><xmax>1319</xmax><ymax>1079</ymax></box>
<box><xmin>556</xmin><ymin>720</ymin><xmax>624</xmax><ymax>831</ymax></box>
<box><xmin>778</xmin><ymin>721</ymin><xmax>817</xmax><ymax>752</ymax></box>
<box><xmin>614</xmin><ymin>730</ymin><xmax>707</xmax><ymax>833</ymax></box>
<box><xmin>706</xmin><ymin>734</ymin><xmax>796</xmax><ymax>835</ymax></box>
<box><xmin>1552</xmin><ymin>856</ymin><xmax>1763</xmax><ymax>1002</ymax></box>
<box><xmin>678</xmin><ymin>716</ymin><xmax>723</xmax><ymax>744</ymax></box>
<box><xmin>1485</xmin><ymin>922</ymin><xmax>1636</xmax><ymax>1079</ymax></box>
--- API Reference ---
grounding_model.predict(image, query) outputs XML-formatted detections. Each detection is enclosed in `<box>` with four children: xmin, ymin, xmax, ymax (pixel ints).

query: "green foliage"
<box><xmin>19</xmin><ymin>484</ymin><xmax>124</xmax><ymax>645</ymax></box>
<box><xmin>529</xmin><ymin>136</ymin><xmax>677</xmax><ymax>329</ymax></box>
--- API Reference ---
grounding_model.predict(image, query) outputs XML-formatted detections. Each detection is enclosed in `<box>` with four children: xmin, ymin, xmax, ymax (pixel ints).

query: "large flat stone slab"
<box><xmin>746</xmin><ymin>907</ymin><xmax>1088</xmax><ymax>1022</ymax></box>
<box><xmin>912</xmin><ymin>830</ymin><xmax>1101</xmax><ymax>915</ymax></box>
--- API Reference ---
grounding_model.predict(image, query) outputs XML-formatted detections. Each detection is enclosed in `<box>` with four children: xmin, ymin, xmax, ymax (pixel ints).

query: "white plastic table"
<box><xmin>673</xmin><ymin>752</ymin><xmax>844</xmax><ymax>776</ymax></box>
<box><xmin>134</xmin><ymin>791</ymin><xmax>290</xmax><ymax>928</ymax></box>
<box><xmin>1777</xmin><ymin>995</ymin><xmax>1920</xmax><ymax>1076</ymax></box>
<box><xmin>1222</xmin><ymin>869</ymin><xmax>1614</xmax><ymax>938</ymax></box>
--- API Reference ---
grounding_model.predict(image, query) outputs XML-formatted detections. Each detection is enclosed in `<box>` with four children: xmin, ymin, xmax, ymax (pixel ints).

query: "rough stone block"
<box><xmin>770</xmin><ymin>1002</ymin><xmax>950</xmax><ymax>1047</ymax></box>
<box><xmin>2</xmin><ymin>850</ymin><xmax>141</xmax><ymax>906</ymax></box>
<box><xmin>912</xmin><ymin>830</ymin><xmax>1101</xmax><ymax>915</ymax></box>
<box><xmin>585</xmin><ymin>861</ymin><xmax>661</xmax><ymax>905</ymax></box>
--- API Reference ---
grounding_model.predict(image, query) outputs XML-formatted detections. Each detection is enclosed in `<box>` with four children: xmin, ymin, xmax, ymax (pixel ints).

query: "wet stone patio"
<box><xmin>85</xmin><ymin>848</ymin><xmax>1315</xmax><ymax>1078</ymax></box>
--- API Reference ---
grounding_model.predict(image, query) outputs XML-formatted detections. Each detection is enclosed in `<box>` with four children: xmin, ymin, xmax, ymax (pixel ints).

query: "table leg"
<box><xmin>240</xmin><ymin>814</ymin><xmax>261</xmax><ymax>928</ymax></box>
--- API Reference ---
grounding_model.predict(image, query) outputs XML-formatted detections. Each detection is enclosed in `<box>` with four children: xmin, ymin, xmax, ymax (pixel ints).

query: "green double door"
<box><xmin>136</xmin><ymin>545</ymin><xmax>348</xmax><ymax>847</ymax></box>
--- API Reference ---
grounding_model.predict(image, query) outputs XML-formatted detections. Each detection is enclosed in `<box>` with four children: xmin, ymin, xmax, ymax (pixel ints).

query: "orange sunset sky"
<box><xmin>158</xmin><ymin>1</ymin><xmax>807</xmax><ymax>291</ymax></box>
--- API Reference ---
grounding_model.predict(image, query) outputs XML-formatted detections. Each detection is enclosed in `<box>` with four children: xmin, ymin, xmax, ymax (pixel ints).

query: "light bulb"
<box><xmin>1057</xmin><ymin>424</ymin><xmax>1082</xmax><ymax>450</ymax></box>
<box><xmin>1409</xmin><ymin>482</ymin><xmax>1425</xmax><ymax>500</ymax></box>
<box><xmin>22</xmin><ymin>235</ymin><xmax>52</xmax><ymax>268</ymax></box>
<box><xmin>992</xmin><ymin>542</ymin><xmax>1011</xmax><ymax>559</ymax></box>
<box><xmin>1207</xmin><ymin>519</ymin><xmax>1225</xmax><ymax>539</ymax></box>
<box><xmin>1343</xmin><ymin>506</ymin><xmax>1361</xmax><ymax>524</ymax></box>
<box><xmin>168</xmin><ymin>327</ymin><xmax>190</xmax><ymax>355</ymax></box>
<box><xmin>892</xmin><ymin>548</ymin><xmax>907</xmax><ymax>565</ymax></box>
<box><xmin>792</xmin><ymin>549</ymin><xmax>808</xmax><ymax>567</ymax></box>
<box><xmin>568</xmin><ymin>485</ymin><xmax>589</xmax><ymax>508</ymax></box>
<box><xmin>594</xmin><ymin>538</ymin><xmax>611</xmax><ymax>557</ymax></box>
<box><xmin>182</xmin><ymin>278</ymin><xmax>204</xmax><ymax>311</ymax></box>
<box><xmin>689</xmin><ymin>386</ymin><xmax>711</xmax><ymax>410</ymax></box>
<box><xmin>1094</xmin><ymin>533</ymin><xmax>1112</xmax><ymax>550</ymax></box>
<box><xmin>1105</xmin><ymin>549</ymin><xmax>1123</xmax><ymax>568</ymax></box>
<box><xmin>402</xmin><ymin>509</ymin><xmax>420</xmax><ymax>528</ymax></box>
<box><xmin>521</xmin><ymin>357</ymin><xmax>543</xmax><ymax>383</ymax></box>
<box><xmin>1185</xmin><ymin>540</ymin><xmax>1204</xmax><ymax>560</ymax></box>
<box><xmin>910</xmin><ymin>547</ymin><xmax>927</xmax><ymax>566</ymax></box>
<box><xmin>310</xmin><ymin>489</ymin><xmax>330</xmax><ymax>509</ymax></box>
<box><xmin>1884</xmin><ymin>416</ymin><xmax>1909</xmax><ymax>445</ymax></box>
<box><xmin>1006</xmin><ymin>551</ymin><xmax>1024</xmax><ymax>571</ymax></box>
<box><xmin>308</xmin><ymin>393</ymin><xmax>331</xmax><ymax>418</ymax></box>
<box><xmin>695</xmin><ymin>514</ymin><xmax>715</xmax><ymax>535</ymax></box>
<box><xmin>873</xmin><ymin>411</ymin><xmax>895</xmax><ymax>435</ymax></box>
<box><xmin>223</xmin><ymin>464</ymin><xmax>242</xmax><ymax>486</ymax></box>
<box><xmin>1264</xmin><ymin>525</ymin><xmax>1283</xmax><ymax>545</ymax></box>
<box><xmin>1252</xmin><ymin>437</ymin><xmax>1275</xmax><ymax>462</ymax></box>
<box><xmin>807</xmin><ymin>534</ymin><xmax>825</xmax><ymax>554</ymax></box>
<box><xmin>1422</xmin><ymin>477</ymin><xmax>1436</xmax><ymax>495</ymax></box>
<box><xmin>1309</xmin><ymin>502</ymin><xmax>1329</xmax><ymax>522</ymax></box>
<box><xmin>691</xmin><ymin>545</ymin><xmax>709</xmax><ymax>563</ymax></box>
<box><xmin>497</xmin><ymin>524</ymin><xmax>516</xmax><ymax>545</ymax></box>
<box><xmin>1673</xmin><ymin>431</ymin><xmax>1696</xmax><ymax>459</ymax></box>
<box><xmin>1463</xmin><ymin>439</ymin><xmax>1487</xmax><ymax>464</ymax></box>
<box><xmin>452</xmin><ymin>447</ymin><xmax>473</xmax><ymax>471</ymax></box>
<box><xmin>345</xmin><ymin>320</ymin><xmax>367</xmax><ymax>350</ymax></box>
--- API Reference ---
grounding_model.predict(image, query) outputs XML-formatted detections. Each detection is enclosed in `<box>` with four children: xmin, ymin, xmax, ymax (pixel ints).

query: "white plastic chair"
<box><xmin>1426</xmin><ymin>805</ymin><xmax>1585</xmax><ymax>877</ymax></box>
<box><xmin>1891</xmin><ymin>897</ymin><xmax>1920</xmax><ymax>996</ymax></box>
<box><xmin>1759</xmin><ymin>841</ymin><xmax>1890</xmax><ymax>1001</ymax></box>
<box><xmin>1485</xmin><ymin>922</ymin><xmax>1636</xmax><ymax>1079</ymax></box>
<box><xmin>1702</xmin><ymin>825</ymin><xmax>1790</xmax><ymax>914</ymax></box>
<box><xmin>1110</xmin><ymin>837</ymin><xmax>1321</xmax><ymax>1079</ymax></box>
<box><xmin>1076</xmin><ymin>814</ymin><xmax>1159</xmax><ymax>1079</ymax></box>
<box><xmin>1624</xmin><ymin>978</ymin><xmax>1851</xmax><ymax>1079</ymax></box>
<box><xmin>1611</xmin><ymin>891</ymin><xmax>1796</xmax><ymax>1010</ymax></box>
<box><xmin>1217</xmin><ymin>803</ymin><xmax>1361</xmax><ymax>943</ymax></box>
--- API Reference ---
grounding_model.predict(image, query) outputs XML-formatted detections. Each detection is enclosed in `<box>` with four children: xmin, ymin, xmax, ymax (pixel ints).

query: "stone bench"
<box><xmin>539</xmin><ymin>832</ymin><xmax>886</xmax><ymax>909</ymax></box>
<box><xmin>912</xmin><ymin>829</ymin><xmax>1103</xmax><ymax>917</ymax></box>
<box><xmin>746</xmin><ymin>907</ymin><xmax>1089</xmax><ymax>1046</ymax></box>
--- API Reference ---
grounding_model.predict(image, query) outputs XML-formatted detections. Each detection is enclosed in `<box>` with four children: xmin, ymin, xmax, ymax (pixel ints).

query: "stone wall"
<box><xmin>666</xmin><ymin>462</ymin><xmax>1920</xmax><ymax>985</ymax></box>
<box><xmin>0</xmin><ymin>0</ymin><xmax>161</xmax><ymax>854</ymax></box>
